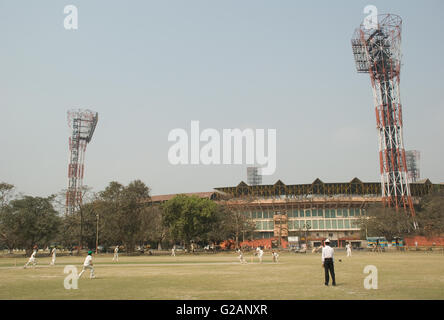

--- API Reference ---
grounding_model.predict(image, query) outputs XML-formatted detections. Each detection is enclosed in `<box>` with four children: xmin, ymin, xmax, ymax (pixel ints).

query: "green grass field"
<box><xmin>0</xmin><ymin>250</ymin><xmax>443</xmax><ymax>299</ymax></box>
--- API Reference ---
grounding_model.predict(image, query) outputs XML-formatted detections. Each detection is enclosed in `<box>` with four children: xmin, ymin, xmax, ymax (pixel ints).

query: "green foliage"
<box><xmin>94</xmin><ymin>180</ymin><xmax>151</xmax><ymax>252</ymax></box>
<box><xmin>357</xmin><ymin>204</ymin><xmax>415</xmax><ymax>241</ymax></box>
<box><xmin>416</xmin><ymin>190</ymin><xmax>444</xmax><ymax>236</ymax></box>
<box><xmin>162</xmin><ymin>195</ymin><xmax>219</xmax><ymax>247</ymax></box>
<box><xmin>2</xmin><ymin>195</ymin><xmax>61</xmax><ymax>252</ymax></box>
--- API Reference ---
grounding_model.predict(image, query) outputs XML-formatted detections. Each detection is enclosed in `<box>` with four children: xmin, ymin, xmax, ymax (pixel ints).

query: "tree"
<box><xmin>141</xmin><ymin>204</ymin><xmax>168</xmax><ymax>250</ymax></box>
<box><xmin>208</xmin><ymin>205</ymin><xmax>255</xmax><ymax>248</ymax></box>
<box><xmin>6</xmin><ymin>196</ymin><xmax>61</xmax><ymax>254</ymax></box>
<box><xmin>0</xmin><ymin>183</ymin><xmax>17</xmax><ymax>252</ymax></box>
<box><xmin>357</xmin><ymin>204</ymin><xmax>415</xmax><ymax>241</ymax></box>
<box><xmin>96</xmin><ymin>180</ymin><xmax>151</xmax><ymax>253</ymax></box>
<box><xmin>416</xmin><ymin>190</ymin><xmax>444</xmax><ymax>236</ymax></box>
<box><xmin>162</xmin><ymin>195</ymin><xmax>219</xmax><ymax>249</ymax></box>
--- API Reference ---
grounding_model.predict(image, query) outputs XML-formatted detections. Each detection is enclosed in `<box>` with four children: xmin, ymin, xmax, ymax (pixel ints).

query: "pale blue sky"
<box><xmin>1</xmin><ymin>0</ymin><xmax>443</xmax><ymax>197</ymax></box>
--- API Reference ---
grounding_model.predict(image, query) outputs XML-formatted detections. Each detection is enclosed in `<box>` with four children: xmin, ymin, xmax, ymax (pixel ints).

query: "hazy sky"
<box><xmin>1</xmin><ymin>0</ymin><xmax>443</xmax><ymax>197</ymax></box>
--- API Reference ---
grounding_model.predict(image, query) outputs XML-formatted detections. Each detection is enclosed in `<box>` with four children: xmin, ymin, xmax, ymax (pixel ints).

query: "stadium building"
<box><xmin>150</xmin><ymin>178</ymin><xmax>443</xmax><ymax>248</ymax></box>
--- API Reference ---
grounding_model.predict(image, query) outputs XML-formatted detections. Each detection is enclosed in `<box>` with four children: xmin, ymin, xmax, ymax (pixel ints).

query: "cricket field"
<box><xmin>0</xmin><ymin>250</ymin><xmax>443</xmax><ymax>300</ymax></box>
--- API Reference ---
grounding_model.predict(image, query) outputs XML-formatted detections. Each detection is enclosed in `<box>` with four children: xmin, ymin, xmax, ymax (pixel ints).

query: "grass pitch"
<box><xmin>0</xmin><ymin>250</ymin><xmax>443</xmax><ymax>299</ymax></box>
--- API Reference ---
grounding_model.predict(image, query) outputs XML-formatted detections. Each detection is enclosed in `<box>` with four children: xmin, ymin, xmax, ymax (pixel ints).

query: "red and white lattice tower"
<box><xmin>66</xmin><ymin>109</ymin><xmax>98</xmax><ymax>215</ymax></box>
<box><xmin>351</xmin><ymin>14</ymin><xmax>415</xmax><ymax>217</ymax></box>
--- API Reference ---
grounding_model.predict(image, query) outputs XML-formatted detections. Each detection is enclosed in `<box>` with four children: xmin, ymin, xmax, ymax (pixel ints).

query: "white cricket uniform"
<box><xmin>113</xmin><ymin>247</ymin><xmax>119</xmax><ymax>262</ymax></box>
<box><xmin>171</xmin><ymin>247</ymin><xmax>176</xmax><ymax>256</ymax></box>
<box><xmin>50</xmin><ymin>248</ymin><xmax>56</xmax><ymax>265</ymax></box>
<box><xmin>272</xmin><ymin>252</ymin><xmax>279</xmax><ymax>263</ymax></box>
<box><xmin>24</xmin><ymin>250</ymin><xmax>37</xmax><ymax>268</ymax></box>
<box><xmin>346</xmin><ymin>244</ymin><xmax>352</xmax><ymax>257</ymax></box>
<box><xmin>257</xmin><ymin>248</ymin><xmax>264</xmax><ymax>263</ymax></box>
<box><xmin>78</xmin><ymin>255</ymin><xmax>95</xmax><ymax>278</ymax></box>
<box><xmin>237</xmin><ymin>250</ymin><xmax>246</xmax><ymax>263</ymax></box>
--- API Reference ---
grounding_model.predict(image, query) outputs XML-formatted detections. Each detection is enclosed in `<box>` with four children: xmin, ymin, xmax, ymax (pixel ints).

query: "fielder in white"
<box><xmin>271</xmin><ymin>250</ymin><xmax>279</xmax><ymax>263</ymax></box>
<box><xmin>346</xmin><ymin>242</ymin><xmax>352</xmax><ymax>257</ymax></box>
<box><xmin>256</xmin><ymin>247</ymin><xmax>264</xmax><ymax>264</ymax></box>
<box><xmin>171</xmin><ymin>245</ymin><xmax>176</xmax><ymax>257</ymax></box>
<box><xmin>50</xmin><ymin>247</ymin><xmax>56</xmax><ymax>265</ymax></box>
<box><xmin>113</xmin><ymin>246</ymin><xmax>119</xmax><ymax>262</ymax></box>
<box><xmin>78</xmin><ymin>251</ymin><xmax>95</xmax><ymax>279</ymax></box>
<box><xmin>236</xmin><ymin>249</ymin><xmax>247</xmax><ymax>264</ymax></box>
<box><xmin>24</xmin><ymin>249</ymin><xmax>37</xmax><ymax>268</ymax></box>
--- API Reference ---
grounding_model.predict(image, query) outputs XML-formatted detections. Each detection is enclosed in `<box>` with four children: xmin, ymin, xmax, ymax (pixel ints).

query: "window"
<box><xmin>330</xmin><ymin>209</ymin><xmax>336</xmax><ymax>218</ymax></box>
<box><xmin>293</xmin><ymin>210</ymin><xmax>299</xmax><ymax>218</ymax></box>
<box><xmin>257</xmin><ymin>211</ymin><xmax>263</xmax><ymax>219</ymax></box>
<box><xmin>343</xmin><ymin>209</ymin><xmax>349</xmax><ymax>217</ymax></box>
<box><xmin>332</xmin><ymin>220</ymin><xmax>337</xmax><ymax>229</ymax></box>
<box><xmin>344</xmin><ymin>219</ymin><xmax>350</xmax><ymax>229</ymax></box>
<box><xmin>349</xmin><ymin>209</ymin><xmax>355</xmax><ymax>217</ymax></box>
<box><xmin>305</xmin><ymin>210</ymin><xmax>311</xmax><ymax>217</ymax></box>
<box><xmin>325</xmin><ymin>220</ymin><xmax>331</xmax><ymax>229</ymax></box>
<box><xmin>312</xmin><ymin>220</ymin><xmax>318</xmax><ymax>229</ymax></box>
<box><xmin>268</xmin><ymin>221</ymin><xmax>274</xmax><ymax>230</ymax></box>
<box><xmin>252</xmin><ymin>212</ymin><xmax>257</xmax><ymax>219</ymax></box>
<box><xmin>319</xmin><ymin>220</ymin><xmax>325</xmax><ymax>229</ymax></box>
<box><xmin>338</xmin><ymin>219</ymin><xmax>343</xmax><ymax>229</ymax></box>
<box><xmin>300</xmin><ymin>210</ymin><xmax>305</xmax><ymax>218</ymax></box>
<box><xmin>294</xmin><ymin>220</ymin><xmax>299</xmax><ymax>229</ymax></box>
<box><xmin>325</xmin><ymin>210</ymin><xmax>330</xmax><ymax>218</ymax></box>
<box><xmin>255</xmin><ymin>221</ymin><xmax>261</xmax><ymax>229</ymax></box>
<box><xmin>337</xmin><ymin>209</ymin><xmax>343</xmax><ymax>217</ymax></box>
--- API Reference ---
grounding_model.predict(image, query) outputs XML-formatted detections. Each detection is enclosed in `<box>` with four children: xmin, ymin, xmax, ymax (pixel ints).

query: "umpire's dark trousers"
<box><xmin>323</xmin><ymin>258</ymin><xmax>336</xmax><ymax>285</ymax></box>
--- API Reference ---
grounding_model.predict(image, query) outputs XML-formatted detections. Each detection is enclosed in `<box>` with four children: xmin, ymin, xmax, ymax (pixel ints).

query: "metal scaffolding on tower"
<box><xmin>66</xmin><ymin>109</ymin><xmax>98</xmax><ymax>215</ymax></box>
<box><xmin>351</xmin><ymin>14</ymin><xmax>415</xmax><ymax>217</ymax></box>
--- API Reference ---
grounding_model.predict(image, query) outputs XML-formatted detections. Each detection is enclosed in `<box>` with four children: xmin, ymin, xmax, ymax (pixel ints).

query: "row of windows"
<box><xmin>253</xmin><ymin>219</ymin><xmax>360</xmax><ymax>231</ymax></box>
<box><xmin>255</xmin><ymin>220</ymin><xmax>274</xmax><ymax>231</ymax></box>
<box><xmin>243</xmin><ymin>208</ymin><xmax>364</xmax><ymax>219</ymax></box>
<box><xmin>288</xmin><ymin>219</ymin><xmax>360</xmax><ymax>230</ymax></box>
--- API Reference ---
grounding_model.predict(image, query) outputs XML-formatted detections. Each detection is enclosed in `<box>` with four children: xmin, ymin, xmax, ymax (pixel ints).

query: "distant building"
<box><xmin>147</xmin><ymin>178</ymin><xmax>443</xmax><ymax>248</ymax></box>
<box><xmin>247</xmin><ymin>167</ymin><xmax>262</xmax><ymax>186</ymax></box>
<box><xmin>406</xmin><ymin>150</ymin><xmax>420</xmax><ymax>183</ymax></box>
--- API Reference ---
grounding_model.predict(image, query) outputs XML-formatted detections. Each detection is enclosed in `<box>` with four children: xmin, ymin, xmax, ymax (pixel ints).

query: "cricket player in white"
<box><xmin>50</xmin><ymin>247</ymin><xmax>56</xmax><ymax>265</ymax></box>
<box><xmin>24</xmin><ymin>249</ymin><xmax>37</xmax><ymax>268</ymax></box>
<box><xmin>171</xmin><ymin>245</ymin><xmax>176</xmax><ymax>256</ymax></box>
<box><xmin>256</xmin><ymin>247</ymin><xmax>264</xmax><ymax>263</ymax></box>
<box><xmin>346</xmin><ymin>242</ymin><xmax>352</xmax><ymax>257</ymax></box>
<box><xmin>272</xmin><ymin>251</ymin><xmax>279</xmax><ymax>263</ymax></box>
<box><xmin>78</xmin><ymin>251</ymin><xmax>95</xmax><ymax>279</ymax></box>
<box><xmin>236</xmin><ymin>249</ymin><xmax>247</xmax><ymax>264</ymax></box>
<box><xmin>113</xmin><ymin>246</ymin><xmax>119</xmax><ymax>262</ymax></box>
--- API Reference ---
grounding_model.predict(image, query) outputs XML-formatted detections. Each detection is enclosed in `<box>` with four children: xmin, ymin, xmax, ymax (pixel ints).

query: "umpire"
<box><xmin>322</xmin><ymin>239</ymin><xmax>336</xmax><ymax>286</ymax></box>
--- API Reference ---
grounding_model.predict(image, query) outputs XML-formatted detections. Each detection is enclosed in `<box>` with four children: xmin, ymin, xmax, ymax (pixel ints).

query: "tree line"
<box><xmin>0</xmin><ymin>181</ymin><xmax>255</xmax><ymax>254</ymax></box>
<box><xmin>357</xmin><ymin>190</ymin><xmax>444</xmax><ymax>241</ymax></box>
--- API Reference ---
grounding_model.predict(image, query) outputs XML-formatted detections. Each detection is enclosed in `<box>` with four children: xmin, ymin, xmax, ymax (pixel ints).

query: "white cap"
<box><xmin>325</xmin><ymin>239</ymin><xmax>330</xmax><ymax>243</ymax></box>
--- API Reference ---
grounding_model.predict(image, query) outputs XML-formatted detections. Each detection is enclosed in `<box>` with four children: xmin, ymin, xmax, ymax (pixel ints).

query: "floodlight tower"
<box><xmin>351</xmin><ymin>14</ymin><xmax>414</xmax><ymax>216</ymax></box>
<box><xmin>66</xmin><ymin>109</ymin><xmax>98</xmax><ymax>215</ymax></box>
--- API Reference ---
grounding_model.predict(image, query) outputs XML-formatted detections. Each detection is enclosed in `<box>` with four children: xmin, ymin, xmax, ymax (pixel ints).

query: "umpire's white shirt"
<box><xmin>321</xmin><ymin>245</ymin><xmax>334</xmax><ymax>263</ymax></box>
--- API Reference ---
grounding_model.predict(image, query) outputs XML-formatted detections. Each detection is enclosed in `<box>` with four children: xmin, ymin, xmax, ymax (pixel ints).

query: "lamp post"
<box><xmin>95</xmin><ymin>213</ymin><xmax>99</xmax><ymax>254</ymax></box>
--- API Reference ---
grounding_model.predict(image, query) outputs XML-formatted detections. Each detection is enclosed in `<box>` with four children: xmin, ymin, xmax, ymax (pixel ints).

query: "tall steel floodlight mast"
<box><xmin>351</xmin><ymin>14</ymin><xmax>414</xmax><ymax>217</ymax></box>
<box><xmin>66</xmin><ymin>109</ymin><xmax>98</xmax><ymax>215</ymax></box>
